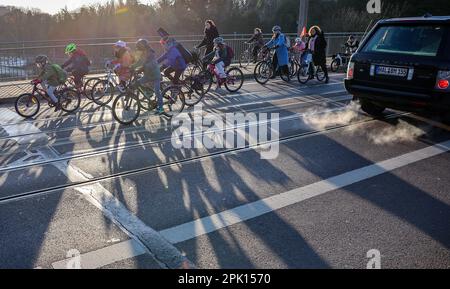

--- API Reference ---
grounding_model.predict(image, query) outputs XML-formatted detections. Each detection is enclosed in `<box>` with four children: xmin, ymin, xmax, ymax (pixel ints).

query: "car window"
<box><xmin>362</xmin><ymin>25</ymin><xmax>446</xmax><ymax>57</ymax></box>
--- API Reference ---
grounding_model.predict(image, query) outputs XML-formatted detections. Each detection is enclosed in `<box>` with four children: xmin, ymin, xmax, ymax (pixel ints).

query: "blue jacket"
<box><xmin>265</xmin><ymin>33</ymin><xmax>289</xmax><ymax>67</ymax></box>
<box><xmin>158</xmin><ymin>46</ymin><xmax>187</xmax><ymax>71</ymax></box>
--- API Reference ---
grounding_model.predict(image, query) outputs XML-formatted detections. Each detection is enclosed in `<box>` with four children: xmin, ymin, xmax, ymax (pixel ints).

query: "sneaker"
<box><xmin>215</xmin><ymin>86</ymin><xmax>225</xmax><ymax>94</ymax></box>
<box><xmin>54</xmin><ymin>103</ymin><xmax>61</xmax><ymax>112</ymax></box>
<box><xmin>155</xmin><ymin>107</ymin><xmax>165</xmax><ymax>115</ymax></box>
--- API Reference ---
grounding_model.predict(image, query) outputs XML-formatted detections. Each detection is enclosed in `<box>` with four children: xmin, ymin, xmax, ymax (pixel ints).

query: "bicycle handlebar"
<box><xmin>31</xmin><ymin>79</ymin><xmax>42</xmax><ymax>85</ymax></box>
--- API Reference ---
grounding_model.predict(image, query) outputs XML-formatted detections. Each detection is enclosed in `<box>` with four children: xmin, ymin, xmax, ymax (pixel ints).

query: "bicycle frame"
<box><xmin>31</xmin><ymin>82</ymin><xmax>62</xmax><ymax>105</ymax></box>
<box><xmin>104</xmin><ymin>68</ymin><xmax>121</xmax><ymax>87</ymax></box>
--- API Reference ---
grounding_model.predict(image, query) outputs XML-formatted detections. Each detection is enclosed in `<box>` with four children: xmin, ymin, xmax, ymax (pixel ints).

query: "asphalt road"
<box><xmin>0</xmin><ymin>73</ymin><xmax>449</xmax><ymax>269</ymax></box>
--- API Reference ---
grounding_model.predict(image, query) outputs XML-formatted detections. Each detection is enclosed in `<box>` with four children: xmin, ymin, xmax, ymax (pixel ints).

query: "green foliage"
<box><xmin>0</xmin><ymin>0</ymin><xmax>449</xmax><ymax>42</ymax></box>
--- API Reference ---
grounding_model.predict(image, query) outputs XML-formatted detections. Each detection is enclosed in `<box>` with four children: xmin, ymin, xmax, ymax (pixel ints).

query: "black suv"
<box><xmin>345</xmin><ymin>15</ymin><xmax>450</xmax><ymax>116</ymax></box>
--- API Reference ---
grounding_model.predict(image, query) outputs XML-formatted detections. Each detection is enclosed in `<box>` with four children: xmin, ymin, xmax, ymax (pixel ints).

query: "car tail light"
<box><xmin>435</xmin><ymin>70</ymin><xmax>450</xmax><ymax>90</ymax></box>
<box><xmin>347</xmin><ymin>62</ymin><xmax>355</xmax><ymax>80</ymax></box>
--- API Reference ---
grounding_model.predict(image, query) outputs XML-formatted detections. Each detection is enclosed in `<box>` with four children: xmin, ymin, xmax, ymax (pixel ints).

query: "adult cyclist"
<box><xmin>130</xmin><ymin>39</ymin><xmax>164</xmax><ymax>115</ymax></box>
<box><xmin>264</xmin><ymin>25</ymin><xmax>289</xmax><ymax>79</ymax></box>
<box><xmin>158</xmin><ymin>37</ymin><xmax>187</xmax><ymax>85</ymax></box>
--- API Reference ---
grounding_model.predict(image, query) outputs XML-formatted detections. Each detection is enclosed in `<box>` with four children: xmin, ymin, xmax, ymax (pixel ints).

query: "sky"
<box><xmin>0</xmin><ymin>0</ymin><xmax>156</xmax><ymax>15</ymax></box>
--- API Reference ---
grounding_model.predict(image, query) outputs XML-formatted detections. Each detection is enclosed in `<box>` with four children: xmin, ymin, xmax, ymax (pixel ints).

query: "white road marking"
<box><xmin>50</xmin><ymin>139</ymin><xmax>450</xmax><ymax>268</ymax></box>
<box><xmin>0</xmin><ymin>108</ymin><xmax>47</xmax><ymax>145</ymax></box>
<box><xmin>0</xmin><ymin>111</ymin><xmax>192</xmax><ymax>269</ymax></box>
<box><xmin>37</xmin><ymin>146</ymin><xmax>194</xmax><ymax>269</ymax></box>
<box><xmin>159</xmin><ymin>140</ymin><xmax>450</xmax><ymax>244</ymax></box>
<box><xmin>52</xmin><ymin>239</ymin><xmax>146</xmax><ymax>269</ymax></box>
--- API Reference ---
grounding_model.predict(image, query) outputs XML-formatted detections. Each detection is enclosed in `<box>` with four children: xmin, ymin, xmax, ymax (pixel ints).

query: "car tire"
<box><xmin>360</xmin><ymin>99</ymin><xmax>385</xmax><ymax>117</ymax></box>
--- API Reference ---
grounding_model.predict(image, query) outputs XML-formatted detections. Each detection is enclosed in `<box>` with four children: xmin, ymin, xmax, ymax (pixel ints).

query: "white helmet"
<box><xmin>295</xmin><ymin>37</ymin><xmax>302</xmax><ymax>43</ymax></box>
<box><xmin>114</xmin><ymin>40</ymin><xmax>127</xmax><ymax>48</ymax></box>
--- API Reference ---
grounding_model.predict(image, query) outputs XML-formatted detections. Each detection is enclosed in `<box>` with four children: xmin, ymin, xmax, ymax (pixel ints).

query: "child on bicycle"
<box><xmin>204</xmin><ymin>37</ymin><xmax>229</xmax><ymax>92</ymax></box>
<box><xmin>157</xmin><ymin>37</ymin><xmax>187</xmax><ymax>85</ymax></box>
<box><xmin>112</xmin><ymin>40</ymin><xmax>133</xmax><ymax>92</ymax></box>
<box><xmin>131</xmin><ymin>39</ymin><xmax>164</xmax><ymax>115</ymax></box>
<box><xmin>292</xmin><ymin>37</ymin><xmax>306</xmax><ymax>64</ymax></box>
<box><xmin>62</xmin><ymin>43</ymin><xmax>91</xmax><ymax>90</ymax></box>
<box><xmin>35</xmin><ymin>55</ymin><xmax>68</xmax><ymax>112</ymax></box>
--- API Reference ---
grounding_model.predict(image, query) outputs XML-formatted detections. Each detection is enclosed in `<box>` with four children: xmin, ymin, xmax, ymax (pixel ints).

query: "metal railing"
<box><xmin>0</xmin><ymin>32</ymin><xmax>364</xmax><ymax>83</ymax></box>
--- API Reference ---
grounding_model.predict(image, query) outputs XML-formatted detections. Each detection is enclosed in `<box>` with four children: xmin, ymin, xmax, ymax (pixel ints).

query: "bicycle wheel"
<box><xmin>290</xmin><ymin>60</ymin><xmax>299</xmax><ymax>77</ymax></box>
<box><xmin>254</xmin><ymin>61</ymin><xmax>272</xmax><ymax>85</ymax></box>
<box><xmin>316</xmin><ymin>66</ymin><xmax>327</xmax><ymax>82</ymax></box>
<box><xmin>15</xmin><ymin>93</ymin><xmax>40</xmax><ymax>118</ymax></box>
<box><xmin>59</xmin><ymin>89</ymin><xmax>81</xmax><ymax>113</ymax></box>
<box><xmin>197</xmin><ymin>70</ymin><xmax>213</xmax><ymax>95</ymax></box>
<box><xmin>239</xmin><ymin>51</ymin><xmax>251</xmax><ymax>68</ymax></box>
<box><xmin>112</xmin><ymin>92</ymin><xmax>141</xmax><ymax>125</ymax></box>
<box><xmin>92</xmin><ymin>80</ymin><xmax>115</xmax><ymax>106</ymax></box>
<box><xmin>161</xmin><ymin>86</ymin><xmax>185</xmax><ymax>118</ymax></box>
<box><xmin>297</xmin><ymin>65</ymin><xmax>311</xmax><ymax>84</ymax></box>
<box><xmin>83</xmin><ymin>78</ymin><xmax>100</xmax><ymax>100</ymax></box>
<box><xmin>225</xmin><ymin>67</ymin><xmax>244</xmax><ymax>93</ymax></box>
<box><xmin>182</xmin><ymin>63</ymin><xmax>196</xmax><ymax>81</ymax></box>
<box><xmin>330</xmin><ymin>59</ymin><xmax>340</xmax><ymax>73</ymax></box>
<box><xmin>183</xmin><ymin>73</ymin><xmax>208</xmax><ymax>107</ymax></box>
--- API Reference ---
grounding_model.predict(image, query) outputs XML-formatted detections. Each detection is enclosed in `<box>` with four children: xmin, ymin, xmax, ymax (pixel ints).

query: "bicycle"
<box><xmin>254</xmin><ymin>47</ymin><xmax>292</xmax><ymax>84</ymax></box>
<box><xmin>239</xmin><ymin>43</ymin><xmax>264</xmax><ymax>68</ymax></box>
<box><xmin>66</xmin><ymin>74</ymin><xmax>100</xmax><ymax>101</ymax></box>
<box><xmin>91</xmin><ymin>61</ymin><xmax>128</xmax><ymax>106</ymax></box>
<box><xmin>111</xmin><ymin>72</ymin><xmax>185</xmax><ymax>125</ymax></box>
<box><xmin>15</xmin><ymin>79</ymin><xmax>80</xmax><ymax>118</ymax></box>
<box><xmin>287</xmin><ymin>51</ymin><xmax>300</xmax><ymax>79</ymax></box>
<box><xmin>202</xmin><ymin>61</ymin><xmax>245</xmax><ymax>93</ymax></box>
<box><xmin>330</xmin><ymin>45</ymin><xmax>351</xmax><ymax>73</ymax></box>
<box><xmin>297</xmin><ymin>51</ymin><xmax>327</xmax><ymax>84</ymax></box>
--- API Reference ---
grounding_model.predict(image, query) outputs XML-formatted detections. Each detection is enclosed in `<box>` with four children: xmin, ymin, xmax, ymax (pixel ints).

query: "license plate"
<box><xmin>376</xmin><ymin>66</ymin><xmax>408</xmax><ymax>77</ymax></box>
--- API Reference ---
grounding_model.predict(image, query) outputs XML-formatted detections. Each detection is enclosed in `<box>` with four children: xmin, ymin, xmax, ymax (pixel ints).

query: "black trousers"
<box><xmin>252</xmin><ymin>45</ymin><xmax>261</xmax><ymax>61</ymax></box>
<box><xmin>317</xmin><ymin>63</ymin><xmax>329</xmax><ymax>78</ymax></box>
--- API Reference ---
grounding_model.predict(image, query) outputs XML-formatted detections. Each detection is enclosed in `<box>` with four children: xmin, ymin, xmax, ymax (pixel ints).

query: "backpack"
<box><xmin>52</xmin><ymin>64</ymin><xmax>68</xmax><ymax>84</ymax></box>
<box><xmin>226</xmin><ymin>45</ymin><xmax>234</xmax><ymax>61</ymax></box>
<box><xmin>176</xmin><ymin>43</ymin><xmax>194</xmax><ymax>64</ymax></box>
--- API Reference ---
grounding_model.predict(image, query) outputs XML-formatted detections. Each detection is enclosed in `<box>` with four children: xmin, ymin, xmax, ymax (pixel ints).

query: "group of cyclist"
<box><xmin>246</xmin><ymin>26</ymin><xmax>360</xmax><ymax>84</ymax></box>
<box><xmin>31</xmin><ymin>19</ymin><xmax>359</xmax><ymax>114</ymax></box>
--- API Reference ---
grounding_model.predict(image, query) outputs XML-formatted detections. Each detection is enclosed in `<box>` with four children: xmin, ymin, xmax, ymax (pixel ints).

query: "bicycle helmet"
<box><xmin>35</xmin><ymin>55</ymin><xmax>48</xmax><ymax>65</ymax></box>
<box><xmin>114</xmin><ymin>40</ymin><xmax>127</xmax><ymax>48</ymax></box>
<box><xmin>295</xmin><ymin>37</ymin><xmax>302</xmax><ymax>44</ymax></box>
<box><xmin>272</xmin><ymin>25</ymin><xmax>282</xmax><ymax>33</ymax></box>
<box><xmin>136</xmin><ymin>39</ymin><xmax>150</xmax><ymax>51</ymax></box>
<box><xmin>65</xmin><ymin>43</ymin><xmax>77</xmax><ymax>54</ymax></box>
<box><xmin>213</xmin><ymin>37</ymin><xmax>225</xmax><ymax>45</ymax></box>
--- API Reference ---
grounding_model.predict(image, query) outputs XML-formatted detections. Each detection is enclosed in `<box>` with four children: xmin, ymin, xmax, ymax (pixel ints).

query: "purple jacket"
<box><xmin>157</xmin><ymin>46</ymin><xmax>187</xmax><ymax>71</ymax></box>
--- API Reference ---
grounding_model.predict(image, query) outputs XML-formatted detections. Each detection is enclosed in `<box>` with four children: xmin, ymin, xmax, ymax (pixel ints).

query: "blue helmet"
<box><xmin>272</xmin><ymin>25</ymin><xmax>282</xmax><ymax>33</ymax></box>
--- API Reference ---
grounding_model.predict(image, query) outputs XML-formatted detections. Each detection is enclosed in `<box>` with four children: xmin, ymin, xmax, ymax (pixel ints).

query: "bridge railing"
<box><xmin>0</xmin><ymin>32</ymin><xmax>364</xmax><ymax>84</ymax></box>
